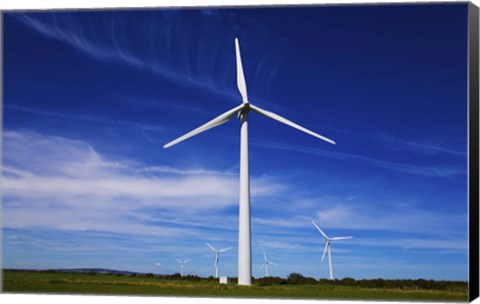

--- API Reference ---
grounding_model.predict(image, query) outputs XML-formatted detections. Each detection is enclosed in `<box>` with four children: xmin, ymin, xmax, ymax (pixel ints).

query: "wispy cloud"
<box><xmin>357</xmin><ymin>238</ymin><xmax>467</xmax><ymax>251</ymax></box>
<box><xmin>2</xmin><ymin>227</ymin><xmax>233</xmax><ymax>274</ymax></box>
<box><xmin>14</xmin><ymin>12</ymin><xmax>288</xmax><ymax>102</ymax></box>
<box><xmin>4</xmin><ymin>104</ymin><xmax>163</xmax><ymax>131</ymax></box>
<box><xmin>113</xmin><ymin>94</ymin><xmax>216</xmax><ymax>116</ymax></box>
<box><xmin>378</xmin><ymin>134</ymin><xmax>467</xmax><ymax>157</ymax></box>
<box><xmin>312</xmin><ymin>203</ymin><xmax>466</xmax><ymax>239</ymax></box>
<box><xmin>252</xmin><ymin>138</ymin><xmax>465</xmax><ymax>178</ymax></box>
<box><xmin>332</xmin><ymin>128</ymin><xmax>467</xmax><ymax>157</ymax></box>
<box><xmin>141</xmin><ymin>165</ymin><xmax>236</xmax><ymax>176</ymax></box>
<box><xmin>252</xmin><ymin>209</ymin><xmax>465</xmax><ymax>239</ymax></box>
<box><xmin>248</xmin><ymin>194</ymin><xmax>466</xmax><ymax>252</ymax></box>
<box><xmin>2</xmin><ymin>131</ymin><xmax>283</xmax><ymax>236</ymax></box>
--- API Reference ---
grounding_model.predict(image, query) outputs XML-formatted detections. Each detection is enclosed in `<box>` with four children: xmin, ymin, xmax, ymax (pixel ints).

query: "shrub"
<box><xmin>287</xmin><ymin>273</ymin><xmax>306</xmax><ymax>284</ymax></box>
<box><xmin>341</xmin><ymin>277</ymin><xmax>355</xmax><ymax>286</ymax></box>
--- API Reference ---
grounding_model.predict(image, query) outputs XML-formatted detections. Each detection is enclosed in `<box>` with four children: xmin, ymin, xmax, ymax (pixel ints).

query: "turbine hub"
<box><xmin>238</xmin><ymin>103</ymin><xmax>250</xmax><ymax>120</ymax></box>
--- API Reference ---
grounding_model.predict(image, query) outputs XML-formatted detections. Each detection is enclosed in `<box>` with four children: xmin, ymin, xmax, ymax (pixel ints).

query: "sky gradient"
<box><xmin>2</xmin><ymin>3</ymin><xmax>470</xmax><ymax>280</ymax></box>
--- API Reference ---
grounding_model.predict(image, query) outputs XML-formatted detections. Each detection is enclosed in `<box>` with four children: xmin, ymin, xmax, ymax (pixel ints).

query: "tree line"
<box><xmin>255</xmin><ymin>273</ymin><xmax>467</xmax><ymax>292</ymax></box>
<box><xmin>145</xmin><ymin>272</ymin><xmax>467</xmax><ymax>291</ymax></box>
<box><xmin>9</xmin><ymin>269</ymin><xmax>467</xmax><ymax>292</ymax></box>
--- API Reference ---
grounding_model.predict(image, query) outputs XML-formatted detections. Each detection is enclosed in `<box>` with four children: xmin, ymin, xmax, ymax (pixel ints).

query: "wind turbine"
<box><xmin>206</xmin><ymin>242</ymin><xmax>232</xmax><ymax>278</ymax></box>
<box><xmin>259</xmin><ymin>250</ymin><xmax>278</xmax><ymax>277</ymax></box>
<box><xmin>176</xmin><ymin>258</ymin><xmax>190</xmax><ymax>277</ymax></box>
<box><xmin>312</xmin><ymin>221</ymin><xmax>352</xmax><ymax>280</ymax></box>
<box><xmin>164</xmin><ymin>38</ymin><xmax>336</xmax><ymax>286</ymax></box>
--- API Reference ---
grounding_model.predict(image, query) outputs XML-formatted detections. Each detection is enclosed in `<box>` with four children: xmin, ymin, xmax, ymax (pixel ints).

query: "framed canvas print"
<box><xmin>1</xmin><ymin>1</ymin><xmax>479</xmax><ymax>303</ymax></box>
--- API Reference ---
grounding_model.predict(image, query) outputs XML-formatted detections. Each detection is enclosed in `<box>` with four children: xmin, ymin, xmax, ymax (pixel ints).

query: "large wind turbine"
<box><xmin>176</xmin><ymin>258</ymin><xmax>190</xmax><ymax>277</ymax></box>
<box><xmin>206</xmin><ymin>242</ymin><xmax>232</xmax><ymax>278</ymax></box>
<box><xmin>312</xmin><ymin>221</ymin><xmax>352</xmax><ymax>280</ymax></box>
<box><xmin>259</xmin><ymin>250</ymin><xmax>277</xmax><ymax>277</ymax></box>
<box><xmin>164</xmin><ymin>38</ymin><xmax>336</xmax><ymax>285</ymax></box>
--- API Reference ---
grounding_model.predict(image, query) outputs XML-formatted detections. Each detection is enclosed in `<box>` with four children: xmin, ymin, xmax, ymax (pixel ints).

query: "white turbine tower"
<box><xmin>259</xmin><ymin>250</ymin><xmax>277</xmax><ymax>277</ymax></box>
<box><xmin>176</xmin><ymin>258</ymin><xmax>190</xmax><ymax>277</ymax></box>
<box><xmin>312</xmin><ymin>221</ymin><xmax>352</xmax><ymax>280</ymax></box>
<box><xmin>164</xmin><ymin>38</ymin><xmax>336</xmax><ymax>286</ymax></box>
<box><xmin>206</xmin><ymin>242</ymin><xmax>232</xmax><ymax>278</ymax></box>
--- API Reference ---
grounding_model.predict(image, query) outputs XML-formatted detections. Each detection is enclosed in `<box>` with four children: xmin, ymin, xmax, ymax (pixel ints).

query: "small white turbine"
<box><xmin>312</xmin><ymin>221</ymin><xmax>352</xmax><ymax>280</ymax></box>
<box><xmin>259</xmin><ymin>250</ymin><xmax>278</xmax><ymax>277</ymax></box>
<box><xmin>176</xmin><ymin>258</ymin><xmax>190</xmax><ymax>277</ymax></box>
<box><xmin>164</xmin><ymin>38</ymin><xmax>335</xmax><ymax>285</ymax></box>
<box><xmin>206</xmin><ymin>242</ymin><xmax>232</xmax><ymax>278</ymax></box>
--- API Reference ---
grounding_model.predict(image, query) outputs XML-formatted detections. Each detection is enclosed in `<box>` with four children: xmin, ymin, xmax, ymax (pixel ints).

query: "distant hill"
<box><xmin>57</xmin><ymin>268</ymin><xmax>143</xmax><ymax>275</ymax></box>
<box><xmin>4</xmin><ymin>268</ymin><xmax>146</xmax><ymax>276</ymax></box>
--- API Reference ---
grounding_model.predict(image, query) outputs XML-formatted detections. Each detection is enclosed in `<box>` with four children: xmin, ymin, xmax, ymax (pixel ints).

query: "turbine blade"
<box><xmin>259</xmin><ymin>262</ymin><xmax>266</xmax><ymax>270</ymax></box>
<box><xmin>164</xmin><ymin>104</ymin><xmax>244</xmax><ymax>148</ymax></box>
<box><xmin>206</xmin><ymin>242</ymin><xmax>217</xmax><ymax>252</ymax></box>
<box><xmin>321</xmin><ymin>242</ymin><xmax>328</xmax><ymax>262</ymax></box>
<box><xmin>184</xmin><ymin>259</ymin><xmax>190</xmax><ymax>264</ymax></box>
<box><xmin>269</xmin><ymin>261</ymin><xmax>278</xmax><ymax>266</ymax></box>
<box><xmin>219</xmin><ymin>247</ymin><xmax>232</xmax><ymax>253</ymax></box>
<box><xmin>312</xmin><ymin>221</ymin><xmax>329</xmax><ymax>239</ymax></box>
<box><xmin>263</xmin><ymin>250</ymin><xmax>267</xmax><ymax>261</ymax></box>
<box><xmin>250</xmin><ymin>104</ymin><xmax>336</xmax><ymax>145</ymax></box>
<box><xmin>330</xmin><ymin>236</ymin><xmax>353</xmax><ymax>241</ymax></box>
<box><xmin>235</xmin><ymin>38</ymin><xmax>248</xmax><ymax>103</ymax></box>
<box><xmin>176</xmin><ymin>259</ymin><xmax>182</xmax><ymax>264</ymax></box>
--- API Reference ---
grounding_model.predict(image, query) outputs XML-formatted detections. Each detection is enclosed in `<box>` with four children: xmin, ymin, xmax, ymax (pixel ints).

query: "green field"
<box><xmin>2</xmin><ymin>270</ymin><xmax>468</xmax><ymax>301</ymax></box>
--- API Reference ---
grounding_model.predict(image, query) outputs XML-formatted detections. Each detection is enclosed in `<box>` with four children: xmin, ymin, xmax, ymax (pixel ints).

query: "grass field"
<box><xmin>2</xmin><ymin>270</ymin><xmax>468</xmax><ymax>301</ymax></box>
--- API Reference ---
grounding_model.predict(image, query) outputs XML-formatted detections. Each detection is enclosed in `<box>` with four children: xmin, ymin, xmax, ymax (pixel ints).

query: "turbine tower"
<box><xmin>206</xmin><ymin>242</ymin><xmax>232</xmax><ymax>278</ymax></box>
<box><xmin>312</xmin><ymin>221</ymin><xmax>352</xmax><ymax>280</ymax></box>
<box><xmin>176</xmin><ymin>258</ymin><xmax>190</xmax><ymax>277</ymax></box>
<box><xmin>164</xmin><ymin>38</ymin><xmax>336</xmax><ymax>285</ymax></box>
<box><xmin>259</xmin><ymin>250</ymin><xmax>277</xmax><ymax>277</ymax></box>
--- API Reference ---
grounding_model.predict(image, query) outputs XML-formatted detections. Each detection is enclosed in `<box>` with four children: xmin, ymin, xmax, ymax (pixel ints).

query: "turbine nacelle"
<box><xmin>237</xmin><ymin>103</ymin><xmax>250</xmax><ymax>120</ymax></box>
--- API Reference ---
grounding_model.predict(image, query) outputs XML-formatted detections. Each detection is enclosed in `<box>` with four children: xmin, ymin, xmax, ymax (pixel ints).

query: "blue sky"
<box><xmin>2</xmin><ymin>3</ymin><xmax>470</xmax><ymax>280</ymax></box>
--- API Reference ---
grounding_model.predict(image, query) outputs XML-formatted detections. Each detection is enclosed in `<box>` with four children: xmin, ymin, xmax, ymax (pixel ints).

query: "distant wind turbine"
<box><xmin>164</xmin><ymin>38</ymin><xmax>336</xmax><ymax>286</ymax></box>
<box><xmin>206</xmin><ymin>242</ymin><xmax>232</xmax><ymax>278</ymax></box>
<box><xmin>176</xmin><ymin>258</ymin><xmax>190</xmax><ymax>277</ymax></box>
<box><xmin>312</xmin><ymin>221</ymin><xmax>352</xmax><ymax>280</ymax></box>
<box><xmin>259</xmin><ymin>250</ymin><xmax>277</xmax><ymax>277</ymax></box>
